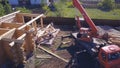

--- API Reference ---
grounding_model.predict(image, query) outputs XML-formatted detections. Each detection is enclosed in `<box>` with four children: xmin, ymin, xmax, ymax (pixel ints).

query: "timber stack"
<box><xmin>0</xmin><ymin>11</ymin><xmax>46</xmax><ymax>68</ymax></box>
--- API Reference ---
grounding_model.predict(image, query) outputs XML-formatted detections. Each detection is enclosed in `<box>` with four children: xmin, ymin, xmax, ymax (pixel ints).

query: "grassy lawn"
<box><xmin>86</xmin><ymin>9</ymin><xmax>120</xmax><ymax>20</ymax></box>
<box><xmin>45</xmin><ymin>2</ymin><xmax>120</xmax><ymax>20</ymax></box>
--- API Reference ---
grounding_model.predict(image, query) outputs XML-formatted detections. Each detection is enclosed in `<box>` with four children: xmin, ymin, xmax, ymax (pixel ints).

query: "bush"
<box><xmin>98</xmin><ymin>0</ymin><xmax>115</xmax><ymax>11</ymax></box>
<box><xmin>16</xmin><ymin>7</ymin><xmax>31</xmax><ymax>13</ymax></box>
<box><xmin>66</xmin><ymin>2</ymin><xmax>73</xmax><ymax>8</ymax></box>
<box><xmin>42</xmin><ymin>5</ymin><xmax>49</xmax><ymax>11</ymax></box>
<box><xmin>0</xmin><ymin>4</ymin><xmax>5</xmax><ymax>16</ymax></box>
<box><xmin>4</xmin><ymin>2</ymin><xmax>12</xmax><ymax>14</ymax></box>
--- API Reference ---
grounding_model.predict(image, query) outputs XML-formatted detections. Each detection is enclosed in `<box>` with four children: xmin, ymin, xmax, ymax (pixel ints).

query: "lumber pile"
<box><xmin>36</xmin><ymin>23</ymin><xmax>60</xmax><ymax>45</ymax></box>
<box><xmin>97</xmin><ymin>26</ymin><xmax>120</xmax><ymax>46</ymax></box>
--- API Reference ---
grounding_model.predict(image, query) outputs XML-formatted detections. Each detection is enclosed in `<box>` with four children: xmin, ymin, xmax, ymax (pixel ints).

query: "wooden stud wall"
<box><xmin>0</xmin><ymin>23</ymin><xmax>23</xmax><ymax>29</ymax></box>
<box><xmin>0</xmin><ymin>12</ymin><xmax>46</xmax><ymax>66</ymax></box>
<box><xmin>0</xmin><ymin>29</ymin><xmax>9</xmax><ymax>35</ymax></box>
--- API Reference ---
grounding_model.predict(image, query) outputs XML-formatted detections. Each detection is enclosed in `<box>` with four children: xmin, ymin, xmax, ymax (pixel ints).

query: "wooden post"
<box><xmin>18</xmin><ymin>14</ymin><xmax>44</xmax><ymax>30</ymax></box>
<box><xmin>40</xmin><ymin>17</ymin><xmax>43</xmax><ymax>28</ymax></box>
<box><xmin>33</xmin><ymin>22</ymin><xmax>37</xmax><ymax>34</ymax></box>
<box><xmin>22</xmin><ymin>16</ymin><xmax>25</xmax><ymax>23</ymax></box>
<box><xmin>38</xmin><ymin>46</ymin><xmax>69</xmax><ymax>63</ymax></box>
<box><xmin>31</xmin><ymin>17</ymin><xmax>37</xmax><ymax>34</ymax></box>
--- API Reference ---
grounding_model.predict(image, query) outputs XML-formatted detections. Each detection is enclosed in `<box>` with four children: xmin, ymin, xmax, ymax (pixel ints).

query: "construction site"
<box><xmin>0</xmin><ymin>0</ymin><xmax>120</xmax><ymax>68</ymax></box>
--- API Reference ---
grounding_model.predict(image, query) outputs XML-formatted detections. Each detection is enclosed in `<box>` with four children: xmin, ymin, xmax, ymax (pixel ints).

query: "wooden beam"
<box><xmin>31</xmin><ymin>17</ymin><xmax>37</xmax><ymax>34</ymax></box>
<box><xmin>0</xmin><ymin>23</ymin><xmax>23</xmax><ymax>29</ymax></box>
<box><xmin>9</xmin><ymin>34</ymin><xmax>26</xmax><ymax>47</ymax></box>
<box><xmin>22</xmin><ymin>16</ymin><xmax>25</xmax><ymax>23</ymax></box>
<box><xmin>18</xmin><ymin>14</ymin><xmax>45</xmax><ymax>30</ymax></box>
<box><xmin>40</xmin><ymin>18</ymin><xmax>44</xmax><ymax>28</ymax></box>
<box><xmin>38</xmin><ymin>45</ymin><xmax>69</xmax><ymax>63</ymax></box>
<box><xmin>32</xmin><ymin>22</ymin><xmax>37</xmax><ymax>34</ymax></box>
<box><xmin>0</xmin><ymin>11</ymin><xmax>20</xmax><ymax>23</ymax></box>
<box><xmin>0</xmin><ymin>29</ymin><xmax>9</xmax><ymax>35</ymax></box>
<box><xmin>17</xmin><ymin>13</ymin><xmax>39</xmax><ymax>17</ymax></box>
<box><xmin>0</xmin><ymin>28</ymin><xmax>16</xmax><ymax>40</ymax></box>
<box><xmin>1</xmin><ymin>38</ymin><xmax>23</xmax><ymax>44</ymax></box>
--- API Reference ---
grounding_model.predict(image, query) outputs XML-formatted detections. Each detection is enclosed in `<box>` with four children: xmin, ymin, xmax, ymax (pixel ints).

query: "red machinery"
<box><xmin>71</xmin><ymin>0</ymin><xmax>120</xmax><ymax>68</ymax></box>
<box><xmin>73</xmin><ymin>0</ymin><xmax>98</xmax><ymax>42</ymax></box>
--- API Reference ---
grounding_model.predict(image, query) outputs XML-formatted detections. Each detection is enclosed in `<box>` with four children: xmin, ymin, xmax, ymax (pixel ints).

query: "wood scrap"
<box><xmin>97</xmin><ymin>26</ymin><xmax>120</xmax><ymax>45</ymax></box>
<box><xmin>97</xmin><ymin>26</ymin><xmax>120</xmax><ymax>38</ymax></box>
<box><xmin>36</xmin><ymin>54</ymin><xmax>52</xmax><ymax>59</ymax></box>
<box><xmin>38</xmin><ymin>45</ymin><xmax>69</xmax><ymax>63</ymax></box>
<box><xmin>36</xmin><ymin>24</ymin><xmax>60</xmax><ymax>45</ymax></box>
<box><xmin>39</xmin><ymin>29</ymin><xmax>60</xmax><ymax>45</ymax></box>
<box><xmin>109</xmin><ymin>38</ymin><xmax>120</xmax><ymax>46</ymax></box>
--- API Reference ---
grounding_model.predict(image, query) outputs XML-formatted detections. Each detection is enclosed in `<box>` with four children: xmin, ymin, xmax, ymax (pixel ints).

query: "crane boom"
<box><xmin>72</xmin><ymin>0</ymin><xmax>98</xmax><ymax>36</ymax></box>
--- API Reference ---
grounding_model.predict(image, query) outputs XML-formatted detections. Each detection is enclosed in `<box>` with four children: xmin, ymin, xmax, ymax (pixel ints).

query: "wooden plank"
<box><xmin>17</xmin><ymin>13</ymin><xmax>39</xmax><ymax>17</ymax></box>
<box><xmin>0</xmin><ymin>28</ymin><xmax>16</xmax><ymax>40</ymax></box>
<box><xmin>109</xmin><ymin>38</ymin><xmax>120</xmax><ymax>46</ymax></box>
<box><xmin>0</xmin><ymin>29</ymin><xmax>9</xmax><ymax>35</ymax></box>
<box><xmin>37</xmin><ymin>24</ymin><xmax>52</xmax><ymax>37</ymax></box>
<box><xmin>40</xmin><ymin>29</ymin><xmax>60</xmax><ymax>45</ymax></box>
<box><xmin>16</xmin><ymin>13</ymin><xmax>24</xmax><ymax>23</ymax></box>
<box><xmin>0</xmin><ymin>11</ymin><xmax>20</xmax><ymax>23</ymax></box>
<box><xmin>36</xmin><ymin>54</ymin><xmax>52</xmax><ymax>59</ymax></box>
<box><xmin>18</xmin><ymin>14</ymin><xmax>45</xmax><ymax>30</ymax></box>
<box><xmin>40</xmin><ymin>18</ymin><xmax>44</xmax><ymax>28</ymax></box>
<box><xmin>38</xmin><ymin>45</ymin><xmax>69</xmax><ymax>63</ymax></box>
<box><xmin>0</xmin><ymin>23</ymin><xmax>23</xmax><ymax>29</ymax></box>
<box><xmin>12</xmin><ymin>30</ymin><xmax>25</xmax><ymax>39</ymax></box>
<box><xmin>1</xmin><ymin>38</ymin><xmax>23</xmax><ymax>44</ymax></box>
<box><xmin>97</xmin><ymin>26</ymin><xmax>120</xmax><ymax>37</ymax></box>
<box><xmin>9</xmin><ymin>34</ymin><xmax>26</xmax><ymax>47</ymax></box>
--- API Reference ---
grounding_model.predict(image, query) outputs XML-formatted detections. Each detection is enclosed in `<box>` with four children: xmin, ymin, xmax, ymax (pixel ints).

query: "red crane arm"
<box><xmin>72</xmin><ymin>0</ymin><xmax>98</xmax><ymax>35</ymax></box>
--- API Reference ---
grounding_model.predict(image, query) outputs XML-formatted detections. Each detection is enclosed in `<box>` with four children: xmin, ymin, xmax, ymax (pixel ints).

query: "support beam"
<box><xmin>0</xmin><ymin>23</ymin><xmax>23</xmax><ymax>29</ymax></box>
<box><xmin>38</xmin><ymin>45</ymin><xmax>69</xmax><ymax>63</ymax></box>
<box><xmin>0</xmin><ymin>11</ymin><xmax>20</xmax><ymax>23</ymax></box>
<box><xmin>0</xmin><ymin>28</ymin><xmax>16</xmax><ymax>40</ymax></box>
<box><xmin>1</xmin><ymin>38</ymin><xmax>23</xmax><ymax>44</ymax></box>
<box><xmin>9</xmin><ymin>34</ymin><xmax>26</xmax><ymax>47</ymax></box>
<box><xmin>40</xmin><ymin>18</ymin><xmax>44</xmax><ymax>28</ymax></box>
<box><xmin>18</xmin><ymin>14</ymin><xmax>45</xmax><ymax>30</ymax></box>
<box><xmin>0</xmin><ymin>29</ymin><xmax>9</xmax><ymax>35</ymax></box>
<box><xmin>22</xmin><ymin>16</ymin><xmax>25</xmax><ymax>23</ymax></box>
<box><xmin>32</xmin><ymin>22</ymin><xmax>37</xmax><ymax>34</ymax></box>
<box><xmin>31</xmin><ymin>17</ymin><xmax>37</xmax><ymax>34</ymax></box>
<box><xmin>17</xmin><ymin>13</ymin><xmax>39</xmax><ymax>17</ymax></box>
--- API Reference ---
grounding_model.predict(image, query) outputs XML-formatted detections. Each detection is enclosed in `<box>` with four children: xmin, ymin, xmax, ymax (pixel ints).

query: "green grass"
<box><xmin>86</xmin><ymin>9</ymin><xmax>120</xmax><ymax>20</ymax></box>
<box><xmin>45</xmin><ymin>2</ymin><xmax>120</xmax><ymax>20</ymax></box>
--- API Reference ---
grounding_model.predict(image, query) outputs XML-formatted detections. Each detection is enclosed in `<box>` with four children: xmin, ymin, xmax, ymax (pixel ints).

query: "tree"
<box><xmin>98</xmin><ymin>0</ymin><xmax>115</xmax><ymax>11</ymax></box>
<box><xmin>0</xmin><ymin>3</ymin><xmax>5</xmax><ymax>16</ymax></box>
<box><xmin>4</xmin><ymin>0</ymin><xmax>12</xmax><ymax>14</ymax></box>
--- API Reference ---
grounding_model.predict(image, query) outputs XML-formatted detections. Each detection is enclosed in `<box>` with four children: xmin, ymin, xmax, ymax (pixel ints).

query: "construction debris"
<box><xmin>36</xmin><ymin>54</ymin><xmax>52</xmax><ymax>59</ymax></box>
<box><xmin>36</xmin><ymin>23</ymin><xmax>60</xmax><ymax>45</ymax></box>
<box><xmin>97</xmin><ymin>26</ymin><xmax>120</xmax><ymax>46</ymax></box>
<box><xmin>38</xmin><ymin>45</ymin><xmax>69</xmax><ymax>63</ymax></box>
<box><xmin>0</xmin><ymin>10</ymin><xmax>120</xmax><ymax>68</ymax></box>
